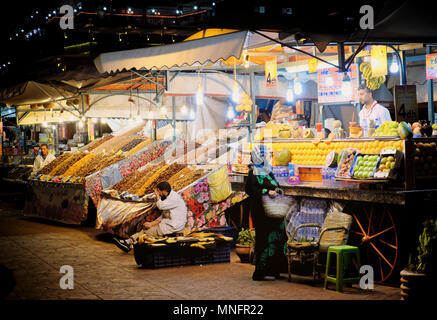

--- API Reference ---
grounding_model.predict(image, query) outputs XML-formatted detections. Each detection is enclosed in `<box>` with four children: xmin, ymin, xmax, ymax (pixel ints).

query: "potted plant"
<box><xmin>236</xmin><ymin>228</ymin><xmax>255</xmax><ymax>263</ymax></box>
<box><xmin>400</xmin><ymin>219</ymin><xmax>436</xmax><ymax>301</ymax></box>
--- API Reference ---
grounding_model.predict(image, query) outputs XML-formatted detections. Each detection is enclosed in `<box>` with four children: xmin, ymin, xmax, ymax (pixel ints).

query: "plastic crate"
<box><xmin>194</xmin><ymin>242</ymin><xmax>231</xmax><ymax>265</ymax></box>
<box><xmin>203</xmin><ymin>226</ymin><xmax>237</xmax><ymax>247</ymax></box>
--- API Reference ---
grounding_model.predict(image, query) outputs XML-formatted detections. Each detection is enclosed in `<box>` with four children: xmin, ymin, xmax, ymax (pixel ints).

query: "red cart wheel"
<box><xmin>351</xmin><ymin>204</ymin><xmax>399</xmax><ymax>283</ymax></box>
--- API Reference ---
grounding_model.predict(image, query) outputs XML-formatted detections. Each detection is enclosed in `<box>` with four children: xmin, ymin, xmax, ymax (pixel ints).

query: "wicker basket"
<box><xmin>262</xmin><ymin>193</ymin><xmax>294</xmax><ymax>219</ymax></box>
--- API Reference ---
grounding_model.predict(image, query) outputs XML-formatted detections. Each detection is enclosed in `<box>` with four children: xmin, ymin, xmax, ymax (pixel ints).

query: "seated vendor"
<box><xmin>32</xmin><ymin>144</ymin><xmax>56</xmax><ymax>174</ymax></box>
<box><xmin>114</xmin><ymin>181</ymin><xmax>187</xmax><ymax>253</ymax></box>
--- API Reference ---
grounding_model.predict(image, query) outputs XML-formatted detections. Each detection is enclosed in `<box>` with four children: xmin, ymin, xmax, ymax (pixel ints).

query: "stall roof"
<box><xmin>93</xmin><ymin>30</ymin><xmax>279</xmax><ymax>73</ymax></box>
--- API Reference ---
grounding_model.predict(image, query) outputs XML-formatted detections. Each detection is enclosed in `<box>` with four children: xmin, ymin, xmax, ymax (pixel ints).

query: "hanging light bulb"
<box><xmin>341</xmin><ymin>72</ymin><xmax>352</xmax><ymax>99</ymax></box>
<box><xmin>389</xmin><ymin>58</ymin><xmax>399</xmax><ymax>73</ymax></box>
<box><xmin>326</xmin><ymin>73</ymin><xmax>334</xmax><ymax>86</ymax></box>
<box><xmin>58</xmin><ymin>117</ymin><xmax>63</xmax><ymax>123</ymax></box>
<box><xmin>42</xmin><ymin>122</ymin><xmax>48</xmax><ymax>127</ymax></box>
<box><xmin>101</xmin><ymin>118</ymin><xmax>108</xmax><ymax>124</ymax></box>
<box><xmin>226</xmin><ymin>105</ymin><xmax>236</xmax><ymax>119</ymax></box>
<box><xmin>243</xmin><ymin>54</ymin><xmax>250</xmax><ymax>68</ymax></box>
<box><xmin>232</xmin><ymin>81</ymin><xmax>240</xmax><ymax>103</ymax></box>
<box><xmin>135</xmin><ymin>115</ymin><xmax>142</xmax><ymax>123</ymax></box>
<box><xmin>189</xmin><ymin>108</ymin><xmax>195</xmax><ymax>120</ymax></box>
<box><xmin>181</xmin><ymin>104</ymin><xmax>187</xmax><ymax>114</ymax></box>
<box><xmin>286</xmin><ymin>85</ymin><xmax>294</xmax><ymax>103</ymax></box>
<box><xmin>81</xmin><ymin>116</ymin><xmax>86</xmax><ymax>122</ymax></box>
<box><xmin>78</xmin><ymin>121</ymin><xmax>84</xmax><ymax>128</ymax></box>
<box><xmin>161</xmin><ymin>106</ymin><xmax>167</xmax><ymax>114</ymax></box>
<box><xmin>294</xmin><ymin>75</ymin><xmax>303</xmax><ymax>95</ymax></box>
<box><xmin>196</xmin><ymin>84</ymin><xmax>204</xmax><ymax>105</ymax></box>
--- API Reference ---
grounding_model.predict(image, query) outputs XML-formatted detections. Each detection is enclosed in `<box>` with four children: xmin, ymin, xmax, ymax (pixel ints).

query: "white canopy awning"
<box><xmin>93</xmin><ymin>30</ymin><xmax>278</xmax><ymax>73</ymax></box>
<box><xmin>0</xmin><ymin>81</ymin><xmax>76</xmax><ymax>106</ymax></box>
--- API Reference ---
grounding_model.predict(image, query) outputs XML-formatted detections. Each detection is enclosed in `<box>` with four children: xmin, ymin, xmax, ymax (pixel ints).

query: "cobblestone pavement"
<box><xmin>0</xmin><ymin>207</ymin><xmax>401</xmax><ymax>300</ymax></box>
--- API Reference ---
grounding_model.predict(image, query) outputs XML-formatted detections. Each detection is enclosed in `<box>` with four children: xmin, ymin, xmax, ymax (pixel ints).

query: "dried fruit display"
<box><xmin>93</xmin><ymin>122</ymin><xmax>146</xmax><ymax>152</ymax></box>
<box><xmin>7</xmin><ymin>166</ymin><xmax>33</xmax><ymax>181</ymax></box>
<box><xmin>90</xmin><ymin>154</ymin><xmax>125</xmax><ymax>174</ymax></box>
<box><xmin>135</xmin><ymin>163</ymin><xmax>170</xmax><ymax>196</ymax></box>
<box><xmin>141</xmin><ymin>163</ymin><xmax>187</xmax><ymax>195</ymax></box>
<box><xmin>336</xmin><ymin>149</ymin><xmax>357</xmax><ymax>178</ymax></box>
<box><xmin>170</xmin><ymin>168</ymin><xmax>207</xmax><ymax>191</ymax></box>
<box><xmin>114</xmin><ymin>164</ymin><xmax>160</xmax><ymax>193</ymax></box>
<box><xmin>167</xmin><ymin>167</ymin><xmax>193</xmax><ymax>186</ymax></box>
<box><xmin>74</xmin><ymin>152</ymin><xmax>106</xmax><ymax>177</ymax></box>
<box><xmin>126</xmin><ymin>139</ymin><xmax>152</xmax><ymax>157</ymax></box>
<box><xmin>62</xmin><ymin>153</ymin><xmax>96</xmax><ymax>177</ymax></box>
<box><xmin>37</xmin><ymin>152</ymin><xmax>72</xmax><ymax>174</ymax></box>
<box><xmin>86</xmin><ymin>135</ymin><xmax>114</xmax><ymax>152</ymax></box>
<box><xmin>120</xmin><ymin>138</ymin><xmax>145</xmax><ymax>152</ymax></box>
<box><xmin>49</xmin><ymin>152</ymin><xmax>87</xmax><ymax>176</ymax></box>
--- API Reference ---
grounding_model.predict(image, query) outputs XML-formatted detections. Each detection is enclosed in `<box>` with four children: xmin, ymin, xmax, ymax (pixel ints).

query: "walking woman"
<box><xmin>245</xmin><ymin>144</ymin><xmax>288</xmax><ymax>281</ymax></box>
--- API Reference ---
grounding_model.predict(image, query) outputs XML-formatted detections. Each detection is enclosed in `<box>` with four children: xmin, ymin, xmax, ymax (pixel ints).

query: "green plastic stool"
<box><xmin>324</xmin><ymin>245</ymin><xmax>361</xmax><ymax>293</ymax></box>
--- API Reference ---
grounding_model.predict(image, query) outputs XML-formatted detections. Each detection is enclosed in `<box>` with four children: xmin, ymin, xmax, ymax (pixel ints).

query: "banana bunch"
<box><xmin>138</xmin><ymin>235</ymin><xmax>168</xmax><ymax>244</ymax></box>
<box><xmin>190</xmin><ymin>240</ymin><xmax>215</xmax><ymax>250</ymax></box>
<box><xmin>235</xmin><ymin>92</ymin><xmax>252</xmax><ymax>113</ymax></box>
<box><xmin>359</xmin><ymin>62</ymin><xmax>386</xmax><ymax>90</ymax></box>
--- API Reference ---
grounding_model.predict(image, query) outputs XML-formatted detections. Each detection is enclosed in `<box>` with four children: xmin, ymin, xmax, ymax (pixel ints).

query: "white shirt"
<box><xmin>33</xmin><ymin>153</ymin><xmax>56</xmax><ymax>173</ymax></box>
<box><xmin>359</xmin><ymin>100</ymin><xmax>392</xmax><ymax>128</ymax></box>
<box><xmin>156</xmin><ymin>190</ymin><xmax>187</xmax><ymax>234</ymax></box>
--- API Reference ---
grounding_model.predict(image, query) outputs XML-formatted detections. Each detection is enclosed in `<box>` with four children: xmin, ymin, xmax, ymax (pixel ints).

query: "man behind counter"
<box><xmin>32</xmin><ymin>144</ymin><xmax>56</xmax><ymax>173</ymax></box>
<box><xmin>358</xmin><ymin>83</ymin><xmax>392</xmax><ymax>128</ymax></box>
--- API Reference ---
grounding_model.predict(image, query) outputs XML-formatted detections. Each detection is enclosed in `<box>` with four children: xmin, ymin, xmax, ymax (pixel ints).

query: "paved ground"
<box><xmin>0</xmin><ymin>206</ymin><xmax>401</xmax><ymax>300</ymax></box>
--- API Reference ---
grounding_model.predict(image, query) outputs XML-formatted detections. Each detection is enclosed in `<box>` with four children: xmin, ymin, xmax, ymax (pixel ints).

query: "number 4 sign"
<box><xmin>394</xmin><ymin>85</ymin><xmax>419</xmax><ymax>123</ymax></box>
<box><xmin>265</xmin><ymin>57</ymin><xmax>277</xmax><ymax>88</ymax></box>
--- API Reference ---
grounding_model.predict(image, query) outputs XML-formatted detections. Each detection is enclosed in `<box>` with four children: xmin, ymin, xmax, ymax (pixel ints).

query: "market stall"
<box><xmin>229</xmin><ymin>131</ymin><xmax>437</xmax><ymax>283</ymax></box>
<box><xmin>24</xmin><ymin>121</ymin><xmax>173</xmax><ymax>224</ymax></box>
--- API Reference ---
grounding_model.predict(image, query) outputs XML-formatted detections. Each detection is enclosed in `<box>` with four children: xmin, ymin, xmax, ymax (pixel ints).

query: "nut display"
<box><xmin>49</xmin><ymin>152</ymin><xmax>87</xmax><ymax>176</ymax></box>
<box><xmin>141</xmin><ymin>163</ymin><xmax>187</xmax><ymax>196</ymax></box>
<box><xmin>37</xmin><ymin>152</ymin><xmax>72</xmax><ymax>175</ymax></box>
<box><xmin>170</xmin><ymin>168</ymin><xmax>207</xmax><ymax>191</ymax></box>
<box><xmin>120</xmin><ymin>138</ymin><xmax>145</xmax><ymax>152</ymax></box>
<box><xmin>86</xmin><ymin>135</ymin><xmax>114</xmax><ymax>152</ymax></box>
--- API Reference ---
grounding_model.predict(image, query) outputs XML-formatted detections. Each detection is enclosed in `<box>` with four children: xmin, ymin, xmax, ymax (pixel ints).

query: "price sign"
<box><xmin>308</xmin><ymin>58</ymin><xmax>318</xmax><ymax>73</ymax></box>
<box><xmin>371</xmin><ymin>46</ymin><xmax>388</xmax><ymax>77</ymax></box>
<box><xmin>426</xmin><ymin>53</ymin><xmax>437</xmax><ymax>80</ymax></box>
<box><xmin>265</xmin><ymin>57</ymin><xmax>277</xmax><ymax>88</ymax></box>
<box><xmin>394</xmin><ymin>85</ymin><xmax>419</xmax><ymax>123</ymax></box>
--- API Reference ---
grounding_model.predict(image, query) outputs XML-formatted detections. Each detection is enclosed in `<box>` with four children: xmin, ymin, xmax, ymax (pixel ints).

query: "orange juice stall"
<box><xmin>229</xmin><ymin>136</ymin><xmax>437</xmax><ymax>284</ymax></box>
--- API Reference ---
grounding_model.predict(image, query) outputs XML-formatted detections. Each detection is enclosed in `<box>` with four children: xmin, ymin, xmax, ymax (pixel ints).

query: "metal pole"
<box><xmin>427</xmin><ymin>46</ymin><xmax>435</xmax><ymax>124</ymax></box>
<box><xmin>337</xmin><ymin>43</ymin><xmax>346</xmax><ymax>72</ymax></box>
<box><xmin>172</xmin><ymin>96</ymin><xmax>176</xmax><ymax>145</ymax></box>
<box><xmin>249</xmin><ymin>71</ymin><xmax>256</xmax><ymax>142</ymax></box>
<box><xmin>401</xmin><ymin>50</ymin><xmax>407</xmax><ymax>86</ymax></box>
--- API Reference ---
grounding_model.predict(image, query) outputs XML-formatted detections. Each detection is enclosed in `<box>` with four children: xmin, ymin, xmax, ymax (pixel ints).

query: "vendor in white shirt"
<box><xmin>358</xmin><ymin>83</ymin><xmax>392</xmax><ymax>128</ymax></box>
<box><xmin>32</xmin><ymin>144</ymin><xmax>56</xmax><ymax>174</ymax></box>
<box><xmin>114</xmin><ymin>181</ymin><xmax>188</xmax><ymax>253</ymax></box>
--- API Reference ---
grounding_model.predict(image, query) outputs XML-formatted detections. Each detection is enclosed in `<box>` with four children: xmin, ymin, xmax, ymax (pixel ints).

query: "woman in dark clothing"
<box><xmin>245</xmin><ymin>144</ymin><xmax>288</xmax><ymax>281</ymax></box>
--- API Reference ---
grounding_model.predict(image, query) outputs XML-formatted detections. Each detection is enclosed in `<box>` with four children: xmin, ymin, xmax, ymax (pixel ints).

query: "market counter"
<box><xmin>230</xmin><ymin>176</ymin><xmax>406</xmax><ymax>206</ymax></box>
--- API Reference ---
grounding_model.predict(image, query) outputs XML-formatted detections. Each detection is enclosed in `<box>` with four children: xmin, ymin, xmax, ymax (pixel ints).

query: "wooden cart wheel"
<box><xmin>350</xmin><ymin>204</ymin><xmax>399</xmax><ymax>283</ymax></box>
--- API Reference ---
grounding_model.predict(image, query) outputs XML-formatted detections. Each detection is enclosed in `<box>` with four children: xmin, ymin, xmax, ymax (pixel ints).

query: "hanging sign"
<box><xmin>308</xmin><ymin>58</ymin><xmax>318</xmax><ymax>73</ymax></box>
<box><xmin>426</xmin><ymin>53</ymin><xmax>437</xmax><ymax>80</ymax></box>
<box><xmin>394</xmin><ymin>85</ymin><xmax>419</xmax><ymax>123</ymax></box>
<box><xmin>317</xmin><ymin>64</ymin><xmax>359</xmax><ymax>104</ymax></box>
<box><xmin>371</xmin><ymin>46</ymin><xmax>388</xmax><ymax>77</ymax></box>
<box><xmin>265</xmin><ymin>57</ymin><xmax>278</xmax><ymax>87</ymax></box>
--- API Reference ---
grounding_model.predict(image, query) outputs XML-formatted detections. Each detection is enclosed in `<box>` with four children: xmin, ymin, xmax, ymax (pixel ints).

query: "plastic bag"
<box><xmin>207</xmin><ymin>166</ymin><xmax>232</xmax><ymax>203</ymax></box>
